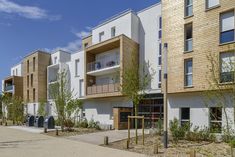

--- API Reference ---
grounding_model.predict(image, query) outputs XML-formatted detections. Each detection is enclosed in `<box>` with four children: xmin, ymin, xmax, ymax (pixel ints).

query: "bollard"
<box><xmin>104</xmin><ymin>136</ymin><xmax>109</xmax><ymax>145</ymax></box>
<box><xmin>44</xmin><ymin>128</ymin><xmax>47</xmax><ymax>133</ymax></box>
<box><xmin>190</xmin><ymin>149</ymin><xmax>196</xmax><ymax>157</ymax></box>
<box><xmin>153</xmin><ymin>143</ymin><xmax>159</xmax><ymax>154</ymax></box>
<box><xmin>56</xmin><ymin>129</ymin><xmax>59</xmax><ymax>136</ymax></box>
<box><xmin>5</xmin><ymin>122</ymin><xmax>7</xmax><ymax>126</ymax></box>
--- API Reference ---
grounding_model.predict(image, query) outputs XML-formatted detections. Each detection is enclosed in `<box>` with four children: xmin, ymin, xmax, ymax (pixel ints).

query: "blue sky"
<box><xmin>0</xmin><ymin>0</ymin><xmax>160</xmax><ymax>90</ymax></box>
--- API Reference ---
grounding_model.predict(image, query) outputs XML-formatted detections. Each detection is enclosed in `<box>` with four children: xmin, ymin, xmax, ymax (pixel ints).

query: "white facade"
<box><xmin>11</xmin><ymin>63</ymin><xmax>23</xmax><ymax>76</ymax></box>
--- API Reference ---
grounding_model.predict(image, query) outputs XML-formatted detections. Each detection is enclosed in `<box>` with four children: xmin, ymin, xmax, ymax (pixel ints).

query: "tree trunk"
<box><xmin>135</xmin><ymin>104</ymin><xmax>138</xmax><ymax>144</ymax></box>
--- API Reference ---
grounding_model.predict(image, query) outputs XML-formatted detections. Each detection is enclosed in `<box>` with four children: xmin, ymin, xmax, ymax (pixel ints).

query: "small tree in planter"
<box><xmin>49</xmin><ymin>71</ymin><xmax>83</xmax><ymax>131</ymax></box>
<box><xmin>121</xmin><ymin>53</ymin><xmax>155</xmax><ymax>144</ymax></box>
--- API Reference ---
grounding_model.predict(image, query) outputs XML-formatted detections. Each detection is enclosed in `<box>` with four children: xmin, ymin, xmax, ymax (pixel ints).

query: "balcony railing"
<box><xmin>87</xmin><ymin>83</ymin><xmax>120</xmax><ymax>95</ymax></box>
<box><xmin>87</xmin><ymin>55</ymin><xmax>120</xmax><ymax>72</ymax></box>
<box><xmin>5</xmin><ymin>85</ymin><xmax>13</xmax><ymax>91</ymax></box>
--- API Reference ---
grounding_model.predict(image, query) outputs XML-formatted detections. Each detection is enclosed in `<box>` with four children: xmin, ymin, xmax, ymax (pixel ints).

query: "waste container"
<box><xmin>44</xmin><ymin>116</ymin><xmax>55</xmax><ymax>129</ymax></box>
<box><xmin>34</xmin><ymin>116</ymin><xmax>44</xmax><ymax>128</ymax></box>
<box><xmin>26</xmin><ymin>115</ymin><xmax>35</xmax><ymax>127</ymax></box>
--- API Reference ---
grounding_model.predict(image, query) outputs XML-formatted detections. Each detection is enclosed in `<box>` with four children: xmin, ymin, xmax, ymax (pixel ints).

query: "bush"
<box><xmin>169</xmin><ymin>118</ymin><xmax>189</xmax><ymax>143</ymax></box>
<box><xmin>155</xmin><ymin>120</ymin><xmax>163</xmax><ymax>135</ymax></box>
<box><xmin>76</xmin><ymin>119</ymin><xmax>88</xmax><ymax>128</ymax></box>
<box><xmin>230</xmin><ymin>139</ymin><xmax>235</xmax><ymax>148</ymax></box>
<box><xmin>88</xmin><ymin>119</ymin><xmax>101</xmax><ymax>130</ymax></box>
<box><xmin>64</xmin><ymin>119</ymin><xmax>75</xmax><ymax>131</ymax></box>
<box><xmin>185</xmin><ymin>126</ymin><xmax>216</xmax><ymax>142</ymax></box>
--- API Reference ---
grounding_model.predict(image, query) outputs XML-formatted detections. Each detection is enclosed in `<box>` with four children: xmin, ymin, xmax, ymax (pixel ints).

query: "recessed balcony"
<box><xmin>5</xmin><ymin>84</ymin><xmax>14</xmax><ymax>92</ymax></box>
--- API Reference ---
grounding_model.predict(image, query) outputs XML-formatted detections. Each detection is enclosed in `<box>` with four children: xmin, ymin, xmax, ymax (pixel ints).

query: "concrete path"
<box><xmin>0</xmin><ymin>126</ymin><xmax>146</xmax><ymax>157</ymax></box>
<box><xmin>67</xmin><ymin>129</ymin><xmax>149</xmax><ymax>145</ymax></box>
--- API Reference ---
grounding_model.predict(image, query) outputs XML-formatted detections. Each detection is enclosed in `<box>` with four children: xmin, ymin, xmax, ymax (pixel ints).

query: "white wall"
<box><xmin>51</xmin><ymin>50</ymin><xmax>71</xmax><ymax>65</ymax></box>
<box><xmin>69</xmin><ymin>51</ymin><xmax>84</xmax><ymax>99</ymax></box>
<box><xmin>92</xmin><ymin>11</ymin><xmax>139</xmax><ymax>44</ymax></box>
<box><xmin>137</xmin><ymin>3</ymin><xmax>162</xmax><ymax>94</ymax></box>
<box><xmin>168</xmin><ymin>93</ymin><xmax>235</xmax><ymax>130</ymax></box>
<box><xmin>11</xmin><ymin>63</ymin><xmax>23</xmax><ymax>76</ymax></box>
<box><xmin>83</xmin><ymin>97</ymin><xmax>132</xmax><ymax>127</ymax></box>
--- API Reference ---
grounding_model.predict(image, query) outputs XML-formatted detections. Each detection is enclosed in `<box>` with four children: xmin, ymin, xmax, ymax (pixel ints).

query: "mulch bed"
<box><xmin>42</xmin><ymin>128</ymin><xmax>103</xmax><ymax>137</ymax></box>
<box><xmin>103</xmin><ymin>134</ymin><xmax>231</xmax><ymax>157</ymax></box>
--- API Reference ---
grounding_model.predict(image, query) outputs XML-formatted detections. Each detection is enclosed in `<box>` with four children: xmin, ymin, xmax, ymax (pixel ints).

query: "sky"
<box><xmin>0</xmin><ymin>0</ymin><xmax>160</xmax><ymax>91</ymax></box>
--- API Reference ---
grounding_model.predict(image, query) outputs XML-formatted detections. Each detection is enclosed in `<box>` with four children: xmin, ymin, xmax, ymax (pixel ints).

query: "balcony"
<box><xmin>87</xmin><ymin>83</ymin><xmax>120</xmax><ymax>95</ymax></box>
<box><xmin>5</xmin><ymin>85</ymin><xmax>14</xmax><ymax>92</ymax></box>
<box><xmin>87</xmin><ymin>54</ymin><xmax>120</xmax><ymax>76</ymax></box>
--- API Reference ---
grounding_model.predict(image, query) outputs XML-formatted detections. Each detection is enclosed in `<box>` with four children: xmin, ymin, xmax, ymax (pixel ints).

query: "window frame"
<box><xmin>184</xmin><ymin>58</ymin><xmax>193</xmax><ymax>87</ymax></box>
<box><xmin>185</xmin><ymin>0</ymin><xmax>193</xmax><ymax>17</ymax></box>
<box><xmin>111</xmin><ymin>27</ymin><xmax>116</xmax><ymax>38</ymax></box>
<box><xmin>99</xmin><ymin>31</ymin><xmax>104</xmax><ymax>42</ymax></box>
<box><xmin>209</xmin><ymin>107</ymin><xmax>222</xmax><ymax>133</ymax></box>
<box><xmin>220</xmin><ymin>10</ymin><xmax>235</xmax><ymax>44</ymax></box>
<box><xmin>75</xmin><ymin>59</ymin><xmax>80</xmax><ymax>77</ymax></box>
<box><xmin>185</xmin><ymin>23</ymin><xmax>193</xmax><ymax>52</ymax></box>
<box><xmin>206</xmin><ymin>0</ymin><xmax>220</xmax><ymax>10</ymax></box>
<box><xmin>180</xmin><ymin>108</ymin><xmax>190</xmax><ymax>127</ymax></box>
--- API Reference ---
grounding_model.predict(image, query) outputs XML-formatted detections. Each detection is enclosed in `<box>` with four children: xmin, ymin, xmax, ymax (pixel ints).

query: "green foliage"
<box><xmin>7</xmin><ymin>96</ymin><xmax>24</xmax><ymax>125</ymax></box>
<box><xmin>88</xmin><ymin>119</ymin><xmax>101</xmax><ymax>130</ymax></box>
<box><xmin>230</xmin><ymin>139</ymin><xmax>235</xmax><ymax>148</ymax></box>
<box><xmin>76</xmin><ymin>119</ymin><xmax>88</xmax><ymax>128</ymax></box>
<box><xmin>64</xmin><ymin>119</ymin><xmax>75</xmax><ymax>131</ymax></box>
<box><xmin>185</xmin><ymin>126</ymin><xmax>216</xmax><ymax>142</ymax></box>
<box><xmin>169</xmin><ymin>118</ymin><xmax>189</xmax><ymax>143</ymax></box>
<box><xmin>38</xmin><ymin>99</ymin><xmax>47</xmax><ymax>116</ymax></box>
<box><xmin>155</xmin><ymin>119</ymin><xmax>163</xmax><ymax>135</ymax></box>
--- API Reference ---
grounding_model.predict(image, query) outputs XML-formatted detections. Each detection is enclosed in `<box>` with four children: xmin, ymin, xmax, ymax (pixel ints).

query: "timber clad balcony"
<box><xmin>87</xmin><ymin>83</ymin><xmax>120</xmax><ymax>95</ymax></box>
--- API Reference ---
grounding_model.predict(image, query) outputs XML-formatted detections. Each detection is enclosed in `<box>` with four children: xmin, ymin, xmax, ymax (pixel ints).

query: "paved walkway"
<box><xmin>67</xmin><ymin>129</ymin><xmax>149</xmax><ymax>145</ymax></box>
<box><xmin>0</xmin><ymin>126</ymin><xmax>146</xmax><ymax>157</ymax></box>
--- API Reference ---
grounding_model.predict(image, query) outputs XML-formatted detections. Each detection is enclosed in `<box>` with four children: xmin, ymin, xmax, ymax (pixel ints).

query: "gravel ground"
<box><xmin>104</xmin><ymin>134</ymin><xmax>231</xmax><ymax>157</ymax></box>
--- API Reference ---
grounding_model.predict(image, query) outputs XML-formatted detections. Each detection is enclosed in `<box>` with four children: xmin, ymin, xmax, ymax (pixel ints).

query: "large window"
<box><xmin>220</xmin><ymin>52</ymin><xmax>235</xmax><ymax>83</ymax></box>
<box><xmin>206</xmin><ymin>0</ymin><xmax>219</xmax><ymax>9</ymax></box>
<box><xmin>210</xmin><ymin>107</ymin><xmax>222</xmax><ymax>133</ymax></box>
<box><xmin>31</xmin><ymin>74</ymin><xmax>33</xmax><ymax>87</ymax></box>
<box><xmin>185</xmin><ymin>23</ymin><xmax>193</xmax><ymax>52</ymax></box>
<box><xmin>185</xmin><ymin>0</ymin><xmax>193</xmax><ymax>17</ymax></box>
<box><xmin>180</xmin><ymin>108</ymin><xmax>190</xmax><ymax>127</ymax></box>
<box><xmin>33</xmin><ymin>57</ymin><xmax>36</xmax><ymax>72</ymax></box>
<box><xmin>184</xmin><ymin>59</ymin><xmax>193</xmax><ymax>87</ymax></box>
<box><xmin>220</xmin><ymin>11</ymin><xmax>235</xmax><ymax>44</ymax></box>
<box><xmin>158</xmin><ymin>16</ymin><xmax>162</xmax><ymax>39</ymax></box>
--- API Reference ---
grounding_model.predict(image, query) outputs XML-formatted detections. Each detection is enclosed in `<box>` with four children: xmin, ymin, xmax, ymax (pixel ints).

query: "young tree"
<box><xmin>49</xmin><ymin>71</ymin><xmax>83</xmax><ymax>131</ymax></box>
<box><xmin>0</xmin><ymin>94</ymin><xmax>2</xmax><ymax>118</ymax></box>
<box><xmin>121</xmin><ymin>53</ymin><xmax>155</xmax><ymax>144</ymax></box>
<box><xmin>1</xmin><ymin>92</ymin><xmax>12</xmax><ymax>123</ymax></box>
<box><xmin>204</xmin><ymin>48</ymin><xmax>235</xmax><ymax>140</ymax></box>
<box><xmin>10</xmin><ymin>96</ymin><xmax>24</xmax><ymax>125</ymax></box>
<box><xmin>38</xmin><ymin>99</ymin><xmax>47</xmax><ymax>117</ymax></box>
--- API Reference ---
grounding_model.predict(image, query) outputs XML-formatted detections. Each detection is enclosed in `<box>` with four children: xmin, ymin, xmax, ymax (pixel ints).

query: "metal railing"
<box><xmin>87</xmin><ymin>83</ymin><xmax>120</xmax><ymax>95</ymax></box>
<box><xmin>87</xmin><ymin>56</ymin><xmax>120</xmax><ymax>72</ymax></box>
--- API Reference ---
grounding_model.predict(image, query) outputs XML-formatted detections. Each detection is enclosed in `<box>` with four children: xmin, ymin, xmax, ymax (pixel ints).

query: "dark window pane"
<box><xmin>159</xmin><ymin>43</ymin><xmax>162</xmax><ymax>55</ymax></box>
<box><xmin>186</xmin><ymin>24</ymin><xmax>193</xmax><ymax>39</ymax></box>
<box><xmin>159</xmin><ymin>70</ymin><xmax>162</xmax><ymax>82</ymax></box>
<box><xmin>220</xmin><ymin>72</ymin><xmax>234</xmax><ymax>83</ymax></box>
<box><xmin>158</xmin><ymin>30</ymin><xmax>162</xmax><ymax>39</ymax></box>
<box><xmin>159</xmin><ymin>17</ymin><xmax>162</xmax><ymax>29</ymax></box>
<box><xmin>158</xmin><ymin>57</ymin><xmax>162</xmax><ymax>65</ymax></box>
<box><xmin>220</xmin><ymin>30</ymin><xmax>234</xmax><ymax>43</ymax></box>
<box><xmin>181</xmin><ymin>108</ymin><xmax>190</xmax><ymax>120</ymax></box>
<box><xmin>210</xmin><ymin>107</ymin><xmax>222</xmax><ymax>121</ymax></box>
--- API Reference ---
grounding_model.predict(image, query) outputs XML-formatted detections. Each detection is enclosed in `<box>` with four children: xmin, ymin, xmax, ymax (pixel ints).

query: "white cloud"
<box><xmin>0</xmin><ymin>0</ymin><xmax>61</xmax><ymax>20</ymax></box>
<box><xmin>49</xmin><ymin>27</ymin><xmax>91</xmax><ymax>53</ymax></box>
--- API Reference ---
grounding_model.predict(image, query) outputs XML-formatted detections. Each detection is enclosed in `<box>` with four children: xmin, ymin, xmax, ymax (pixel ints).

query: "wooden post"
<box><xmin>5</xmin><ymin>121</ymin><xmax>7</xmax><ymax>126</ymax></box>
<box><xmin>153</xmin><ymin>143</ymin><xmax>159</xmax><ymax>154</ymax></box>
<box><xmin>128</xmin><ymin>116</ymin><xmax>130</xmax><ymax>142</ymax></box>
<box><xmin>56</xmin><ymin>129</ymin><xmax>59</xmax><ymax>136</ymax></box>
<box><xmin>142</xmin><ymin>116</ymin><xmax>144</xmax><ymax>145</ymax></box>
<box><xmin>44</xmin><ymin>128</ymin><xmax>47</xmax><ymax>133</ymax></box>
<box><xmin>126</xmin><ymin>139</ymin><xmax>130</xmax><ymax>149</ymax></box>
<box><xmin>190</xmin><ymin>149</ymin><xmax>196</xmax><ymax>157</ymax></box>
<box><xmin>104</xmin><ymin>136</ymin><xmax>109</xmax><ymax>145</ymax></box>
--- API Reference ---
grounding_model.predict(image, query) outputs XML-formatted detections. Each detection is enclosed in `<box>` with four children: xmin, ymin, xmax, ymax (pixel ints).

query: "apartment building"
<box><xmin>82</xmin><ymin>3</ymin><xmax>163</xmax><ymax>129</ymax></box>
<box><xmin>23</xmin><ymin>50</ymin><xmax>50</xmax><ymax>115</ymax></box>
<box><xmin>162</xmin><ymin>0</ymin><xmax>235</xmax><ymax>131</ymax></box>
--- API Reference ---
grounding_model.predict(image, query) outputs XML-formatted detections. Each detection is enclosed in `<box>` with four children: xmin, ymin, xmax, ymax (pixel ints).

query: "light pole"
<box><xmin>163</xmin><ymin>43</ymin><xmax>168</xmax><ymax>148</ymax></box>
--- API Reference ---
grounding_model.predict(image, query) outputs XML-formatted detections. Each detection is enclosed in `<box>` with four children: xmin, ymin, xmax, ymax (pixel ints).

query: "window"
<box><xmin>185</xmin><ymin>0</ymin><xmax>193</xmax><ymax>17</ymax></box>
<box><xmin>159</xmin><ymin>43</ymin><xmax>162</xmax><ymax>55</ymax></box>
<box><xmin>159</xmin><ymin>70</ymin><xmax>162</xmax><ymax>82</ymax></box>
<box><xmin>99</xmin><ymin>32</ymin><xmax>104</xmax><ymax>42</ymax></box>
<box><xmin>111</xmin><ymin>27</ymin><xmax>116</xmax><ymax>37</ymax></box>
<box><xmin>31</xmin><ymin>74</ymin><xmax>33</xmax><ymax>87</ymax></box>
<box><xmin>27</xmin><ymin>75</ymin><xmax>29</xmax><ymax>87</ymax></box>
<box><xmin>27</xmin><ymin>90</ymin><xmax>29</xmax><ymax>101</ymax></box>
<box><xmin>33</xmin><ymin>57</ymin><xmax>36</xmax><ymax>72</ymax></box>
<box><xmin>185</xmin><ymin>23</ymin><xmax>193</xmax><ymax>52</ymax></box>
<box><xmin>13</xmin><ymin>70</ymin><xmax>15</xmax><ymax>76</ymax></box>
<box><xmin>27</xmin><ymin>60</ymin><xmax>29</xmax><ymax>73</ymax></box>
<box><xmin>185</xmin><ymin>59</ymin><xmax>193</xmax><ymax>87</ymax></box>
<box><xmin>158</xmin><ymin>30</ymin><xmax>162</xmax><ymax>39</ymax></box>
<box><xmin>54</xmin><ymin>57</ymin><xmax>58</xmax><ymax>64</ymax></box>
<box><xmin>16</xmin><ymin>69</ymin><xmax>18</xmax><ymax>76</ymax></box>
<box><xmin>206</xmin><ymin>0</ymin><xmax>219</xmax><ymax>9</ymax></box>
<box><xmin>210</xmin><ymin>107</ymin><xmax>222</xmax><ymax>133</ymax></box>
<box><xmin>180</xmin><ymin>108</ymin><xmax>190</xmax><ymax>127</ymax></box>
<box><xmin>220</xmin><ymin>11</ymin><xmax>235</xmax><ymax>44</ymax></box>
<box><xmin>33</xmin><ymin>88</ymin><xmax>36</xmax><ymax>102</ymax></box>
<box><xmin>79</xmin><ymin>79</ymin><xmax>84</xmax><ymax>98</ymax></box>
<box><xmin>158</xmin><ymin>57</ymin><xmax>162</xmax><ymax>65</ymax></box>
<box><xmin>220</xmin><ymin>52</ymin><xmax>235</xmax><ymax>83</ymax></box>
<box><xmin>84</xmin><ymin>43</ymin><xmax>88</xmax><ymax>48</ymax></box>
<box><xmin>33</xmin><ymin>104</ymin><xmax>36</xmax><ymax>115</ymax></box>
<box><xmin>159</xmin><ymin>16</ymin><xmax>162</xmax><ymax>29</ymax></box>
<box><xmin>75</xmin><ymin>59</ymin><xmax>80</xmax><ymax>77</ymax></box>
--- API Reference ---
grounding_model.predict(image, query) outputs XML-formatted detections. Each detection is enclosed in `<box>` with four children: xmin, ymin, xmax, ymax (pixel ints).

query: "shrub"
<box><xmin>88</xmin><ymin>119</ymin><xmax>101</xmax><ymax>130</ymax></box>
<box><xmin>185</xmin><ymin>126</ymin><xmax>216</xmax><ymax>142</ymax></box>
<box><xmin>230</xmin><ymin>139</ymin><xmax>235</xmax><ymax>148</ymax></box>
<box><xmin>169</xmin><ymin>118</ymin><xmax>189</xmax><ymax>143</ymax></box>
<box><xmin>155</xmin><ymin>119</ymin><xmax>163</xmax><ymax>135</ymax></box>
<box><xmin>77</xmin><ymin>119</ymin><xmax>88</xmax><ymax>128</ymax></box>
<box><xmin>64</xmin><ymin>119</ymin><xmax>75</xmax><ymax>131</ymax></box>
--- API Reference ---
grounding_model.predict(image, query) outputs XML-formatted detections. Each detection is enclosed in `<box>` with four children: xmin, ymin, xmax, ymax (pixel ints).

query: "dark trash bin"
<box><xmin>26</xmin><ymin>115</ymin><xmax>35</xmax><ymax>127</ymax></box>
<box><xmin>44</xmin><ymin>116</ymin><xmax>55</xmax><ymax>129</ymax></box>
<box><xmin>34</xmin><ymin>116</ymin><xmax>44</xmax><ymax>128</ymax></box>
